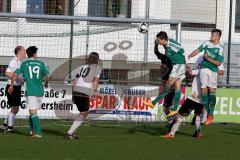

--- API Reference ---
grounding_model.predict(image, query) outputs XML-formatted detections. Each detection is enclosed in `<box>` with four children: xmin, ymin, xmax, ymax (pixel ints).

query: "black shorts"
<box><xmin>178</xmin><ymin>98</ymin><xmax>203</xmax><ymax>116</ymax></box>
<box><xmin>72</xmin><ymin>91</ymin><xmax>90</xmax><ymax>112</ymax></box>
<box><xmin>6</xmin><ymin>84</ymin><xmax>22</xmax><ymax>107</ymax></box>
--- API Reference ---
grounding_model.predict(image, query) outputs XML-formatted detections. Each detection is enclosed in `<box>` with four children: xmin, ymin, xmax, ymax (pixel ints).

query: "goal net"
<box><xmin>0</xmin><ymin>13</ymin><xmax>182</xmax><ymax>123</ymax></box>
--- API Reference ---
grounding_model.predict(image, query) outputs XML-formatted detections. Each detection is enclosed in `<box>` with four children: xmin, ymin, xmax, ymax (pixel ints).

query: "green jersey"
<box><xmin>197</xmin><ymin>40</ymin><xmax>224</xmax><ymax>72</ymax></box>
<box><xmin>165</xmin><ymin>39</ymin><xmax>186</xmax><ymax>65</ymax></box>
<box><xmin>15</xmin><ymin>58</ymin><xmax>49</xmax><ymax>96</ymax></box>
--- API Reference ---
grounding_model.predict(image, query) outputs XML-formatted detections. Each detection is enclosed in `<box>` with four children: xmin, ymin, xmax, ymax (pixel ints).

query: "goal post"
<box><xmin>0</xmin><ymin>12</ymin><xmax>182</xmax><ymax>122</ymax></box>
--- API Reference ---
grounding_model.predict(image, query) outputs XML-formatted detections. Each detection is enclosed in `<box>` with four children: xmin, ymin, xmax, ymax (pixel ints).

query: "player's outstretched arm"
<box><xmin>188</xmin><ymin>49</ymin><xmax>199</xmax><ymax>59</ymax></box>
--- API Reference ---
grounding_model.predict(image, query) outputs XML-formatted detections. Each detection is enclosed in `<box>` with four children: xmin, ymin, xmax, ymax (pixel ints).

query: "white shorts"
<box><xmin>26</xmin><ymin>96</ymin><xmax>43</xmax><ymax>110</ymax></box>
<box><xmin>200</xmin><ymin>68</ymin><xmax>218</xmax><ymax>88</ymax></box>
<box><xmin>169</xmin><ymin>64</ymin><xmax>186</xmax><ymax>80</ymax></box>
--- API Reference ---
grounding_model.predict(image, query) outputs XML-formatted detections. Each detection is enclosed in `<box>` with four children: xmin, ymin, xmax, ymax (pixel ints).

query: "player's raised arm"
<box><xmin>154</xmin><ymin>41</ymin><xmax>164</xmax><ymax>59</ymax></box>
<box><xmin>188</xmin><ymin>40</ymin><xmax>208</xmax><ymax>59</ymax></box>
<box><xmin>188</xmin><ymin>49</ymin><xmax>199</xmax><ymax>59</ymax></box>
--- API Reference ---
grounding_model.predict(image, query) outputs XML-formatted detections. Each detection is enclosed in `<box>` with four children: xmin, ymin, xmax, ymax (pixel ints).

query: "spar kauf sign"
<box><xmin>1</xmin><ymin>81</ymin><xmax>240</xmax><ymax>123</ymax></box>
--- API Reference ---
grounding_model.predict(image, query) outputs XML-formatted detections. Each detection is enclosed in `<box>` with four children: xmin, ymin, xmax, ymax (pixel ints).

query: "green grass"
<box><xmin>0</xmin><ymin>122</ymin><xmax>240</xmax><ymax>160</ymax></box>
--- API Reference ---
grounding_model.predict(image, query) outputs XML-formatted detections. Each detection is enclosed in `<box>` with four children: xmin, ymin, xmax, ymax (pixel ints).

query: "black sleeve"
<box><xmin>154</xmin><ymin>44</ymin><xmax>172</xmax><ymax>66</ymax></box>
<box><xmin>75</xmin><ymin>74</ymin><xmax>80</xmax><ymax>78</ymax></box>
<box><xmin>154</xmin><ymin>44</ymin><xmax>164</xmax><ymax>60</ymax></box>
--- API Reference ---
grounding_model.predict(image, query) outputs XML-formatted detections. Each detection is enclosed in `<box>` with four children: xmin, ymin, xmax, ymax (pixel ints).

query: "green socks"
<box><xmin>173</xmin><ymin>89</ymin><xmax>181</xmax><ymax>111</ymax></box>
<box><xmin>31</xmin><ymin>115</ymin><xmax>41</xmax><ymax>135</ymax></box>
<box><xmin>202</xmin><ymin>93</ymin><xmax>209</xmax><ymax>113</ymax></box>
<box><xmin>152</xmin><ymin>84</ymin><xmax>172</xmax><ymax>105</ymax></box>
<box><xmin>29</xmin><ymin>115</ymin><xmax>33</xmax><ymax>133</ymax></box>
<box><xmin>208</xmin><ymin>92</ymin><xmax>216</xmax><ymax>116</ymax></box>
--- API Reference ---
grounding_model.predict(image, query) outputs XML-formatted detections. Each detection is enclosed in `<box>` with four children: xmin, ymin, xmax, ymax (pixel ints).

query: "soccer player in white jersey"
<box><xmin>161</xmin><ymin>55</ymin><xmax>224</xmax><ymax>138</ymax></box>
<box><xmin>1</xmin><ymin>46</ymin><xmax>26</xmax><ymax>132</ymax></box>
<box><xmin>64</xmin><ymin>52</ymin><xmax>102</xmax><ymax>139</ymax></box>
<box><xmin>188</xmin><ymin>29</ymin><xmax>224</xmax><ymax>125</ymax></box>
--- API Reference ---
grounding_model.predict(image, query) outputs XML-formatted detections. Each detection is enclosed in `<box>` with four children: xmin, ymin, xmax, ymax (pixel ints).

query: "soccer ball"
<box><xmin>138</xmin><ymin>23</ymin><xmax>149</xmax><ymax>33</ymax></box>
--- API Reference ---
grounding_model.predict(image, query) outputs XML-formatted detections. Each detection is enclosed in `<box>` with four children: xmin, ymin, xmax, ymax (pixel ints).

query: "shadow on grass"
<box><xmin>219</xmin><ymin>131</ymin><xmax>240</xmax><ymax>136</ymax></box>
<box><xmin>218</xmin><ymin>125</ymin><xmax>240</xmax><ymax>136</ymax></box>
<box><xmin>42</xmin><ymin>128</ymin><xmax>65</xmax><ymax>137</ymax></box>
<box><xmin>89</xmin><ymin>122</ymin><xmax>167</xmax><ymax>136</ymax></box>
<box><xmin>127</xmin><ymin>125</ymin><xmax>167</xmax><ymax>135</ymax></box>
<box><xmin>223</xmin><ymin>127</ymin><xmax>240</xmax><ymax>132</ymax></box>
<box><xmin>176</xmin><ymin>131</ymin><xmax>193</xmax><ymax>137</ymax></box>
<box><xmin>8</xmin><ymin>128</ymin><xmax>64</xmax><ymax>137</ymax></box>
<box><xmin>11</xmin><ymin>129</ymin><xmax>28</xmax><ymax>137</ymax></box>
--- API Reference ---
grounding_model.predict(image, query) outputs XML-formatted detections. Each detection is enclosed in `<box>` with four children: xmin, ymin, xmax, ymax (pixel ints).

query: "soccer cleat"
<box><xmin>64</xmin><ymin>133</ymin><xmax>79</xmax><ymax>140</ymax></box>
<box><xmin>7</xmin><ymin>128</ymin><xmax>13</xmax><ymax>133</ymax></box>
<box><xmin>30</xmin><ymin>134</ymin><xmax>42</xmax><ymax>138</ymax></box>
<box><xmin>196</xmin><ymin>132</ymin><xmax>203</xmax><ymax>138</ymax></box>
<box><xmin>161</xmin><ymin>133</ymin><xmax>175</xmax><ymax>138</ymax></box>
<box><xmin>166</xmin><ymin>110</ymin><xmax>178</xmax><ymax>117</ymax></box>
<box><xmin>193</xmin><ymin>131</ymin><xmax>203</xmax><ymax>139</ymax></box>
<box><xmin>143</xmin><ymin>100</ymin><xmax>155</xmax><ymax>108</ymax></box>
<box><xmin>29</xmin><ymin>131</ymin><xmax>34</xmax><ymax>136</ymax></box>
<box><xmin>0</xmin><ymin>124</ymin><xmax>8</xmax><ymax>132</ymax></box>
<box><xmin>0</xmin><ymin>127</ymin><xmax>7</xmax><ymax>132</ymax></box>
<box><xmin>205</xmin><ymin>115</ymin><xmax>214</xmax><ymax>125</ymax></box>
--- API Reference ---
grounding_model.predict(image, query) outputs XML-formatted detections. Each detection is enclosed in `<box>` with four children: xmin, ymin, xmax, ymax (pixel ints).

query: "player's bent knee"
<box><xmin>11</xmin><ymin>107</ymin><xmax>19</xmax><ymax>114</ymax></box>
<box><xmin>80</xmin><ymin>111</ymin><xmax>89</xmax><ymax>118</ymax></box>
<box><xmin>29</xmin><ymin>109</ymin><xmax>38</xmax><ymax>115</ymax></box>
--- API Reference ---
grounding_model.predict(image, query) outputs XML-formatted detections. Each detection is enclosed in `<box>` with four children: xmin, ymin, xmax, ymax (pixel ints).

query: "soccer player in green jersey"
<box><xmin>8</xmin><ymin>46</ymin><xmax>50</xmax><ymax>138</ymax></box>
<box><xmin>188</xmin><ymin>29</ymin><xmax>224</xmax><ymax>125</ymax></box>
<box><xmin>144</xmin><ymin>31</ymin><xmax>186</xmax><ymax>116</ymax></box>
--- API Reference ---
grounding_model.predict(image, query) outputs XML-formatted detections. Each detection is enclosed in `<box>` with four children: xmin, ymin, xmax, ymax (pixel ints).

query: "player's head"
<box><xmin>86</xmin><ymin>52</ymin><xmax>99</xmax><ymax>65</ymax></box>
<box><xmin>26</xmin><ymin>46</ymin><xmax>38</xmax><ymax>58</ymax></box>
<box><xmin>210</xmin><ymin>29</ymin><xmax>222</xmax><ymax>42</ymax></box>
<box><xmin>156</xmin><ymin>31</ymin><xmax>168</xmax><ymax>46</ymax></box>
<box><xmin>14</xmin><ymin>46</ymin><xmax>26</xmax><ymax>60</ymax></box>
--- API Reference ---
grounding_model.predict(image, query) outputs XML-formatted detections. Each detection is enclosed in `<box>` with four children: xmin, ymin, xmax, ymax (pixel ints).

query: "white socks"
<box><xmin>4</xmin><ymin>112</ymin><xmax>16</xmax><ymax>128</ymax></box>
<box><xmin>195</xmin><ymin>116</ymin><xmax>201</xmax><ymax>131</ymax></box>
<box><xmin>170</xmin><ymin>115</ymin><xmax>183</xmax><ymax>136</ymax></box>
<box><xmin>68</xmin><ymin>114</ymin><xmax>84</xmax><ymax>135</ymax></box>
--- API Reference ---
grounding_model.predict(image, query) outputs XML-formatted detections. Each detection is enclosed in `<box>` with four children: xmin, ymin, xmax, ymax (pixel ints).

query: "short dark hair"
<box><xmin>86</xmin><ymin>52</ymin><xmax>99</xmax><ymax>65</ymax></box>
<box><xmin>156</xmin><ymin>31</ymin><xmax>168</xmax><ymax>41</ymax></box>
<box><xmin>14</xmin><ymin>46</ymin><xmax>24</xmax><ymax>55</ymax></box>
<box><xmin>26</xmin><ymin>46</ymin><xmax>38</xmax><ymax>58</ymax></box>
<box><xmin>211</xmin><ymin>29</ymin><xmax>222</xmax><ymax>37</ymax></box>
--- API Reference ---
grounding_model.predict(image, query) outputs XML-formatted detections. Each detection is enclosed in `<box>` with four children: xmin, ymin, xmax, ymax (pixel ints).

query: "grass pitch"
<box><xmin>0</xmin><ymin>122</ymin><xmax>240</xmax><ymax>160</ymax></box>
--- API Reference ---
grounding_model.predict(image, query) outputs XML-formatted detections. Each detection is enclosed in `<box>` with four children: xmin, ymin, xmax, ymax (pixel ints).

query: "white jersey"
<box><xmin>189</xmin><ymin>55</ymin><xmax>224</xmax><ymax>103</ymax></box>
<box><xmin>73</xmin><ymin>64</ymin><xmax>101</xmax><ymax>96</ymax></box>
<box><xmin>6</xmin><ymin>57</ymin><xmax>23</xmax><ymax>86</ymax></box>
